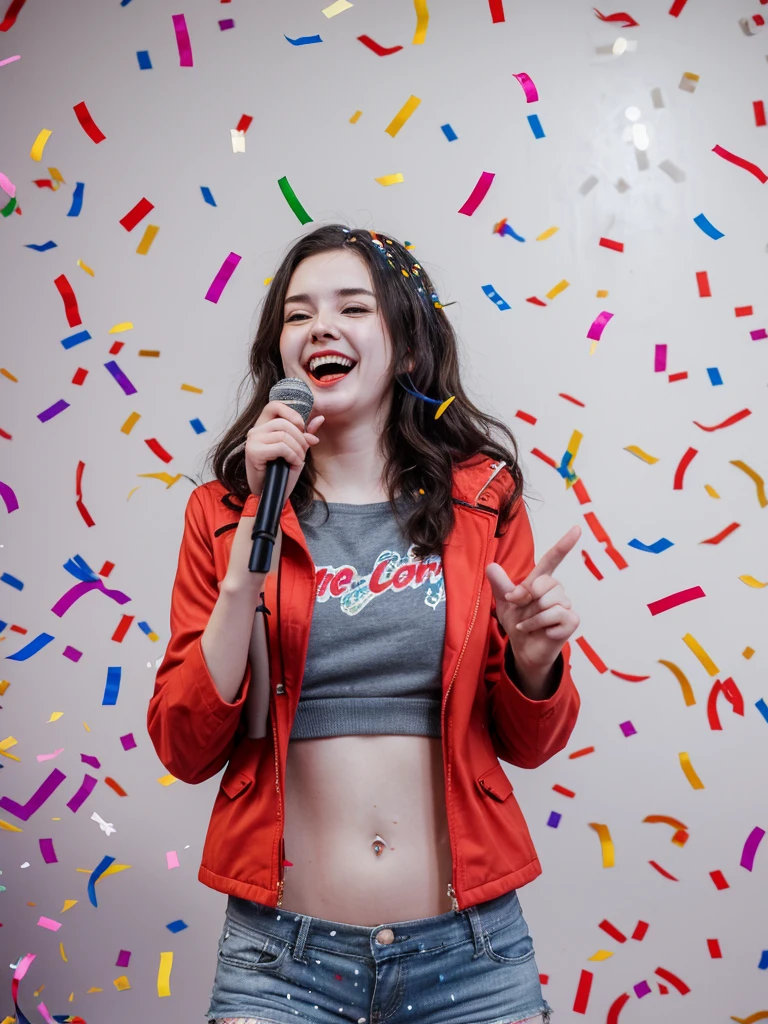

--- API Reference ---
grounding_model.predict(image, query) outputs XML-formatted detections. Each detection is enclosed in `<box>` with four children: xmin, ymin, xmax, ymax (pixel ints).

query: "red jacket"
<box><xmin>147</xmin><ymin>454</ymin><xmax>580</xmax><ymax>912</ymax></box>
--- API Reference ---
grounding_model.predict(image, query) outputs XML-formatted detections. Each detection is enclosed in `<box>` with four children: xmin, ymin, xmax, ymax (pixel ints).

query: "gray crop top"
<box><xmin>289</xmin><ymin>494</ymin><xmax>446</xmax><ymax>741</ymax></box>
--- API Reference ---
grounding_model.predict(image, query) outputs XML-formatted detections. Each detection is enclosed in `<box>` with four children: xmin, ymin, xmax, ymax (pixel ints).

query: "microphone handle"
<box><xmin>249</xmin><ymin>456</ymin><xmax>291</xmax><ymax>574</ymax></box>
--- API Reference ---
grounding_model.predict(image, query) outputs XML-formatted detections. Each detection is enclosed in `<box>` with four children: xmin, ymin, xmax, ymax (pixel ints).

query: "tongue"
<box><xmin>319</xmin><ymin>372</ymin><xmax>347</xmax><ymax>383</ymax></box>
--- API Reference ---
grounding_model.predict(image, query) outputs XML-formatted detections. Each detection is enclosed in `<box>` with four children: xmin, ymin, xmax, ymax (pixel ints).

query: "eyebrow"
<box><xmin>284</xmin><ymin>287</ymin><xmax>376</xmax><ymax>306</ymax></box>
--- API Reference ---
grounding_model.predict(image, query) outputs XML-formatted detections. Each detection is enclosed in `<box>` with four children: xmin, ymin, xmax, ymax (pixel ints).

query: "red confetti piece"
<box><xmin>72</xmin><ymin>367</ymin><xmax>88</xmax><ymax>385</ymax></box>
<box><xmin>607</xmin><ymin>993</ymin><xmax>630</xmax><ymax>1024</ymax></box>
<box><xmin>735</xmin><ymin>305</ymin><xmax>754</xmax><ymax>317</ymax></box>
<box><xmin>568</xmin><ymin>746</ymin><xmax>595</xmax><ymax>759</ymax></box>
<box><xmin>584</xmin><ymin>511</ymin><xmax>629</xmax><ymax>569</ymax></box>
<box><xmin>488</xmin><ymin>0</ymin><xmax>505</xmax><ymax>22</ymax></box>
<box><xmin>526</xmin><ymin>296</ymin><xmax>547</xmax><ymax>306</ymax></box>
<box><xmin>631</xmin><ymin>920</ymin><xmax>649</xmax><ymax>940</ymax></box>
<box><xmin>755</xmin><ymin>101</ymin><xmax>767</xmax><ymax>128</ymax></box>
<box><xmin>236</xmin><ymin>114</ymin><xmax>253</xmax><ymax>132</ymax></box>
<box><xmin>531</xmin><ymin>447</ymin><xmax>558</xmax><ymax>469</ymax></box>
<box><xmin>515</xmin><ymin>409</ymin><xmax>537</xmax><ymax>424</ymax></box>
<box><xmin>712</xmin><ymin>144</ymin><xmax>768</xmax><ymax>184</ymax></box>
<box><xmin>708</xmin><ymin>677</ymin><xmax>745</xmax><ymax>730</ymax></box>
<box><xmin>120</xmin><ymin>197</ymin><xmax>154</xmax><ymax>232</ymax></box>
<box><xmin>647</xmin><ymin>585</ymin><xmax>706</xmax><ymax>616</ymax></box>
<box><xmin>104</xmin><ymin>776</ymin><xmax>127</xmax><ymax>796</ymax></box>
<box><xmin>700</xmin><ymin>522</ymin><xmax>740</xmax><ymax>545</ymax></box>
<box><xmin>599</xmin><ymin>236</ymin><xmax>625</xmax><ymax>252</ymax></box>
<box><xmin>357</xmin><ymin>34</ymin><xmax>403</xmax><ymax>55</ymax></box>
<box><xmin>599</xmin><ymin>919</ymin><xmax>627</xmax><ymax>942</ymax></box>
<box><xmin>73</xmin><ymin>100</ymin><xmax>106</xmax><ymax>143</ymax></box>
<box><xmin>710</xmin><ymin>869</ymin><xmax>729</xmax><ymax>890</ymax></box>
<box><xmin>673</xmin><ymin>446</ymin><xmax>698</xmax><ymax>489</ymax></box>
<box><xmin>112</xmin><ymin>614</ymin><xmax>134</xmax><ymax>642</ymax></box>
<box><xmin>33</xmin><ymin>178</ymin><xmax>55</xmax><ymax>190</ymax></box>
<box><xmin>593</xmin><ymin>8</ymin><xmax>639</xmax><ymax>27</ymax></box>
<box><xmin>654</xmin><ymin>966</ymin><xmax>690</xmax><ymax>995</ymax></box>
<box><xmin>539</xmin><ymin>973</ymin><xmax>549</xmax><ymax>985</ymax></box>
<box><xmin>458</xmin><ymin>170</ymin><xmax>495</xmax><ymax>216</ymax></box>
<box><xmin>0</xmin><ymin>0</ymin><xmax>28</xmax><ymax>32</ymax></box>
<box><xmin>572</xmin><ymin>478</ymin><xmax>592</xmax><ymax>504</ymax></box>
<box><xmin>610</xmin><ymin>669</ymin><xmax>651</xmax><ymax>682</ymax></box>
<box><xmin>649</xmin><ymin>860</ymin><xmax>679</xmax><ymax>880</ymax></box>
<box><xmin>553</xmin><ymin>784</ymin><xmax>575</xmax><ymax>798</ymax></box>
<box><xmin>668</xmin><ymin>371</ymin><xmax>688</xmax><ymax>382</ymax></box>
<box><xmin>581</xmin><ymin>548</ymin><xmax>603</xmax><ymax>580</ymax></box>
<box><xmin>707</xmin><ymin>938</ymin><xmax>722</xmax><ymax>958</ymax></box>
<box><xmin>696</xmin><ymin>270</ymin><xmax>711</xmax><ymax>297</ymax></box>
<box><xmin>54</xmin><ymin>274</ymin><xmax>82</xmax><ymax>327</ymax></box>
<box><xmin>559</xmin><ymin>392</ymin><xmax>586</xmax><ymax>407</ymax></box>
<box><xmin>109</xmin><ymin>341</ymin><xmax>124</xmax><ymax>355</ymax></box>
<box><xmin>572</xmin><ymin>969</ymin><xmax>593</xmax><ymax>1014</ymax></box>
<box><xmin>574</xmin><ymin>636</ymin><xmax>608</xmax><ymax>673</ymax></box>
<box><xmin>669</xmin><ymin>0</ymin><xmax>689</xmax><ymax>15</ymax></box>
<box><xmin>99</xmin><ymin>560</ymin><xmax>115</xmax><ymax>577</ymax></box>
<box><xmin>672</xmin><ymin>829</ymin><xmax>689</xmax><ymax>846</ymax></box>
<box><xmin>75</xmin><ymin>460</ymin><xmax>95</xmax><ymax>528</ymax></box>
<box><xmin>145</xmin><ymin>437</ymin><xmax>173</xmax><ymax>463</ymax></box>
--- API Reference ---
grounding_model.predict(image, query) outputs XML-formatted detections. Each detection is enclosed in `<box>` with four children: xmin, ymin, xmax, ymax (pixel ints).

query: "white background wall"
<box><xmin>1</xmin><ymin>0</ymin><xmax>767</xmax><ymax>1020</ymax></box>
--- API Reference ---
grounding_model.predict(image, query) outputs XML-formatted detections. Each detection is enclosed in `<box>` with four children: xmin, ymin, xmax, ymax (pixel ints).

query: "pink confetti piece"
<box><xmin>37</xmin><ymin>916</ymin><xmax>62</xmax><ymax>931</ymax></box>
<box><xmin>654</xmin><ymin>343</ymin><xmax>667</xmax><ymax>371</ymax></box>
<box><xmin>458</xmin><ymin>171</ymin><xmax>495</xmax><ymax>215</ymax></box>
<box><xmin>512</xmin><ymin>72</ymin><xmax>539</xmax><ymax>102</ymax></box>
<box><xmin>172</xmin><ymin>12</ymin><xmax>194</xmax><ymax>66</ymax></box>
<box><xmin>205</xmin><ymin>251</ymin><xmax>241</xmax><ymax>303</ymax></box>
<box><xmin>740</xmin><ymin>826</ymin><xmax>765</xmax><ymax>871</ymax></box>
<box><xmin>0</xmin><ymin>55</ymin><xmax>21</xmax><ymax>67</ymax></box>
<box><xmin>0</xmin><ymin>171</ymin><xmax>15</xmax><ymax>197</ymax></box>
<box><xmin>167</xmin><ymin>850</ymin><xmax>180</xmax><ymax>869</ymax></box>
<box><xmin>587</xmin><ymin>310</ymin><xmax>614</xmax><ymax>341</ymax></box>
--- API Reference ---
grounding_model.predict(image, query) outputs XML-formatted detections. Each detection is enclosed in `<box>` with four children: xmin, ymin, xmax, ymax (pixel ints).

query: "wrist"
<box><xmin>505</xmin><ymin>642</ymin><xmax>561</xmax><ymax>700</ymax></box>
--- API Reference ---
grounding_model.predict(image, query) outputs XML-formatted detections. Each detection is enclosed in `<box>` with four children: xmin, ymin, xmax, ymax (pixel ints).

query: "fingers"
<box><xmin>521</xmin><ymin>525</ymin><xmax>581</xmax><ymax>588</ymax></box>
<box><xmin>515</xmin><ymin>604</ymin><xmax>571</xmax><ymax>634</ymax></box>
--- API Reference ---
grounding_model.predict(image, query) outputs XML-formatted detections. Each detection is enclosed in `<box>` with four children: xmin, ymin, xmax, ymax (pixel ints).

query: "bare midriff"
<box><xmin>280</xmin><ymin>734</ymin><xmax>454</xmax><ymax>927</ymax></box>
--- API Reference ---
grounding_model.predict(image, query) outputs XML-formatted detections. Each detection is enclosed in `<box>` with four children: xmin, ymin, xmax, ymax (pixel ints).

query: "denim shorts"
<box><xmin>205</xmin><ymin>887</ymin><xmax>552</xmax><ymax>1024</ymax></box>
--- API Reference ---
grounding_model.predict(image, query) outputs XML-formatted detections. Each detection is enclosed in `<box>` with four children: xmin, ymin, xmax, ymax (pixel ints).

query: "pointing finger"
<box><xmin>521</xmin><ymin>525</ymin><xmax>581</xmax><ymax>590</ymax></box>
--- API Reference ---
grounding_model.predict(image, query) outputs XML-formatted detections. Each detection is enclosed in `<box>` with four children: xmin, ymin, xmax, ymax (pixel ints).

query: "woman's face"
<box><xmin>279</xmin><ymin>248</ymin><xmax>397</xmax><ymax>423</ymax></box>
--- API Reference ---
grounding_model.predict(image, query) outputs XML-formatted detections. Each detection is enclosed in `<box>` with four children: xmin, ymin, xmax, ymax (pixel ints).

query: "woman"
<box><xmin>147</xmin><ymin>225</ymin><xmax>581</xmax><ymax>1024</ymax></box>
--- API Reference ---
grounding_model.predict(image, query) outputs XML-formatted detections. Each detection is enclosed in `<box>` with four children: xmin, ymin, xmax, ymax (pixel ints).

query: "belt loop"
<box><xmin>464</xmin><ymin>905</ymin><xmax>485</xmax><ymax>959</ymax></box>
<box><xmin>292</xmin><ymin>915</ymin><xmax>312</xmax><ymax>963</ymax></box>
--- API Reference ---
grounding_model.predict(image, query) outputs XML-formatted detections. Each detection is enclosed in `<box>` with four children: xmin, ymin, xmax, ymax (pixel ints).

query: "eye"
<box><xmin>284</xmin><ymin>305</ymin><xmax>370</xmax><ymax>323</ymax></box>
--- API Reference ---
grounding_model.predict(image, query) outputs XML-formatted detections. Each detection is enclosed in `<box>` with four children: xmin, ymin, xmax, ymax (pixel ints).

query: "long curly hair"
<box><xmin>204</xmin><ymin>223</ymin><xmax>525</xmax><ymax>559</ymax></box>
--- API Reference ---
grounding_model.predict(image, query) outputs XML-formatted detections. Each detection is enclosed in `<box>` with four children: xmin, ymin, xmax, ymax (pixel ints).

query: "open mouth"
<box><xmin>305</xmin><ymin>359</ymin><xmax>357</xmax><ymax>384</ymax></box>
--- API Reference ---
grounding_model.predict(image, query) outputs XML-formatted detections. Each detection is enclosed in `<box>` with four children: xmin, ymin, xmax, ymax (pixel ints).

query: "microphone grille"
<box><xmin>269</xmin><ymin>377</ymin><xmax>315</xmax><ymax>426</ymax></box>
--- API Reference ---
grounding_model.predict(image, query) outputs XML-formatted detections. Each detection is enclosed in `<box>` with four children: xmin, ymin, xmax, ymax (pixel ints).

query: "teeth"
<box><xmin>308</xmin><ymin>354</ymin><xmax>355</xmax><ymax>373</ymax></box>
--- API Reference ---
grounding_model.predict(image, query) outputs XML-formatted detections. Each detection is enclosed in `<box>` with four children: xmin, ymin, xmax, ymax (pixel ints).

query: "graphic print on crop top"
<box><xmin>313</xmin><ymin>543</ymin><xmax>444</xmax><ymax>616</ymax></box>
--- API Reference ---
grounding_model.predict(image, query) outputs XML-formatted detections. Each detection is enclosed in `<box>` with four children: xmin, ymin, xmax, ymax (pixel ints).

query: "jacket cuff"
<box><xmin>503</xmin><ymin>638</ymin><xmax>568</xmax><ymax>711</ymax></box>
<box><xmin>188</xmin><ymin>634</ymin><xmax>251</xmax><ymax>721</ymax></box>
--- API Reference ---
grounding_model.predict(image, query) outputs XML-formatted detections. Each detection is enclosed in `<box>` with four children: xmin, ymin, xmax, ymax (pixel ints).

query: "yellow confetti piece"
<box><xmin>76</xmin><ymin>862</ymin><xmax>131</xmax><ymax>878</ymax></box>
<box><xmin>536</xmin><ymin>225</ymin><xmax>559</xmax><ymax>241</ymax></box>
<box><xmin>159</xmin><ymin>773</ymin><xmax>179</xmax><ymax>786</ymax></box>
<box><xmin>114</xmin><ymin>975</ymin><xmax>131</xmax><ymax>991</ymax></box>
<box><xmin>588</xmin><ymin>822</ymin><xmax>615</xmax><ymax>867</ymax></box>
<box><xmin>110</xmin><ymin>322</ymin><xmax>134</xmax><ymax>333</ymax></box>
<box><xmin>77</xmin><ymin>259</ymin><xmax>95</xmax><ymax>276</ymax></box>
<box><xmin>435</xmin><ymin>395</ymin><xmax>456</xmax><ymax>420</ymax></box>
<box><xmin>731</xmin><ymin>1012</ymin><xmax>768</xmax><ymax>1024</ymax></box>
<box><xmin>138</xmin><ymin>350</ymin><xmax>160</xmax><ymax>358</ymax></box>
<box><xmin>596</xmin><ymin>289</ymin><xmax>609</xmax><ymax>298</ymax></box>
<box><xmin>546</xmin><ymin>279</ymin><xmax>569</xmax><ymax>300</ymax></box>
<box><xmin>59</xmin><ymin>941</ymin><xmax>68</xmax><ymax>961</ymax></box>
<box><xmin>743</xmin><ymin>647</ymin><xmax>755</xmax><ymax>659</ymax></box>
<box><xmin>375</xmin><ymin>172</ymin><xmax>404</xmax><ymax>186</ymax></box>
<box><xmin>30</xmin><ymin>128</ymin><xmax>52</xmax><ymax>161</ymax></box>
<box><xmin>137</xmin><ymin>223</ymin><xmax>159</xmax><ymax>255</ymax></box>
<box><xmin>1</xmin><ymin>735</ymin><xmax>18</xmax><ymax>750</ymax></box>
<box><xmin>121</xmin><ymin>412</ymin><xmax>140</xmax><ymax>434</ymax></box>
<box><xmin>47</xmin><ymin>711</ymin><xmax>64</xmax><ymax>722</ymax></box>
<box><xmin>0</xmin><ymin>368</ymin><xmax>18</xmax><ymax>382</ymax></box>
<box><xmin>127</xmin><ymin>486</ymin><xmax>141</xmax><ymax>501</ymax></box>
<box><xmin>624</xmin><ymin>445</ymin><xmax>659</xmax><ymax>464</ymax></box>
<box><xmin>0</xmin><ymin>680</ymin><xmax>9</xmax><ymax>696</ymax></box>
<box><xmin>658</xmin><ymin>659</ymin><xmax>696</xmax><ymax>706</ymax></box>
<box><xmin>413</xmin><ymin>0</ymin><xmax>429</xmax><ymax>44</ymax></box>
<box><xmin>349</xmin><ymin>110</ymin><xmax>363</xmax><ymax>123</ymax></box>
<box><xmin>740</xmin><ymin>576</ymin><xmax>768</xmax><ymax>588</ymax></box>
<box><xmin>62</xmin><ymin>900</ymin><xmax>77</xmax><ymax>912</ymax></box>
<box><xmin>0</xmin><ymin>819</ymin><xmax>23</xmax><ymax>832</ymax></box>
<box><xmin>588</xmin><ymin>949</ymin><xmax>614</xmax><ymax>961</ymax></box>
<box><xmin>682</xmin><ymin>71</ymin><xmax>700</xmax><ymax>82</ymax></box>
<box><xmin>705</xmin><ymin>483</ymin><xmax>720</xmax><ymax>498</ymax></box>
<box><xmin>181</xmin><ymin>383</ymin><xmax>203</xmax><ymax>393</ymax></box>
<box><xmin>322</xmin><ymin>0</ymin><xmax>353</xmax><ymax>16</ymax></box>
<box><xmin>682</xmin><ymin>633</ymin><xmax>719</xmax><ymax>676</ymax></box>
<box><xmin>730</xmin><ymin>459</ymin><xmax>768</xmax><ymax>508</ymax></box>
<box><xmin>157</xmin><ymin>951</ymin><xmax>174</xmax><ymax>997</ymax></box>
<box><xmin>385</xmin><ymin>94</ymin><xmax>421</xmax><ymax>137</ymax></box>
<box><xmin>679</xmin><ymin>751</ymin><xmax>705</xmax><ymax>789</ymax></box>
<box><xmin>138</xmin><ymin>472</ymin><xmax>184</xmax><ymax>488</ymax></box>
<box><xmin>49</xmin><ymin>167</ymin><xmax>65</xmax><ymax>184</ymax></box>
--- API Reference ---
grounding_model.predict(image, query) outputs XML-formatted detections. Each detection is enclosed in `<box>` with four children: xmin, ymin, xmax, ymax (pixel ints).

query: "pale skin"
<box><xmin>255</xmin><ymin>248</ymin><xmax>579</xmax><ymax>933</ymax></box>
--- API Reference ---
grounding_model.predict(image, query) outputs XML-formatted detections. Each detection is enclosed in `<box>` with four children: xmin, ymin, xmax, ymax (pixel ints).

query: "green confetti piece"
<box><xmin>1</xmin><ymin>195</ymin><xmax>17</xmax><ymax>218</ymax></box>
<box><xmin>277</xmin><ymin>175</ymin><xmax>313</xmax><ymax>225</ymax></box>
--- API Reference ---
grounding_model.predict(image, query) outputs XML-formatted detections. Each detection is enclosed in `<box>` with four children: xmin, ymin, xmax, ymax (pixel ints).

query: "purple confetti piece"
<box><xmin>620</xmin><ymin>720</ymin><xmax>637</xmax><ymax>737</ymax></box>
<box><xmin>37</xmin><ymin>399</ymin><xmax>70</xmax><ymax>423</ymax></box>
<box><xmin>66</xmin><ymin>773</ymin><xmax>98</xmax><ymax>813</ymax></box>
<box><xmin>654</xmin><ymin>344</ymin><xmax>667</xmax><ymax>372</ymax></box>
<box><xmin>0</xmin><ymin>768</ymin><xmax>67</xmax><ymax>822</ymax></box>
<box><xmin>547</xmin><ymin>811</ymin><xmax>561</xmax><ymax>828</ymax></box>
<box><xmin>63</xmin><ymin>646</ymin><xmax>82</xmax><ymax>661</ymax></box>
<box><xmin>81</xmin><ymin>753</ymin><xmax>101</xmax><ymax>770</ymax></box>
<box><xmin>740</xmin><ymin>826</ymin><xmax>765</xmax><ymax>871</ymax></box>
<box><xmin>120</xmin><ymin>733</ymin><xmax>137</xmax><ymax>750</ymax></box>
<box><xmin>104</xmin><ymin>360</ymin><xmax>137</xmax><ymax>396</ymax></box>
<box><xmin>0</xmin><ymin>479</ymin><xmax>19</xmax><ymax>513</ymax></box>
<box><xmin>116</xmin><ymin>950</ymin><xmax>131</xmax><ymax>968</ymax></box>
<box><xmin>218</xmin><ymin>17</ymin><xmax>234</xmax><ymax>29</ymax></box>
<box><xmin>205</xmin><ymin>251</ymin><xmax>241</xmax><ymax>303</ymax></box>
<box><xmin>172</xmin><ymin>13</ymin><xmax>193</xmax><ymax>66</ymax></box>
<box><xmin>634</xmin><ymin>980</ymin><xmax>652</xmax><ymax>998</ymax></box>
<box><xmin>587</xmin><ymin>310</ymin><xmax>614</xmax><ymax>341</ymax></box>
<box><xmin>751</xmin><ymin>328</ymin><xmax>767</xmax><ymax>340</ymax></box>
<box><xmin>51</xmin><ymin>578</ymin><xmax>131</xmax><ymax>617</ymax></box>
<box><xmin>39</xmin><ymin>837</ymin><xmax>58</xmax><ymax>864</ymax></box>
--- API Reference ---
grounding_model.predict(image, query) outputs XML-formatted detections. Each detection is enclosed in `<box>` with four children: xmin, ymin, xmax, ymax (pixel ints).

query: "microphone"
<box><xmin>248</xmin><ymin>377</ymin><xmax>315</xmax><ymax>574</ymax></box>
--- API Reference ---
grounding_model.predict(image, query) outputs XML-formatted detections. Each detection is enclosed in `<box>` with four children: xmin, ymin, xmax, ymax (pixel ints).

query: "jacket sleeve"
<box><xmin>484</xmin><ymin>497</ymin><xmax>581</xmax><ymax>769</ymax></box>
<box><xmin>146</xmin><ymin>487</ymin><xmax>252</xmax><ymax>785</ymax></box>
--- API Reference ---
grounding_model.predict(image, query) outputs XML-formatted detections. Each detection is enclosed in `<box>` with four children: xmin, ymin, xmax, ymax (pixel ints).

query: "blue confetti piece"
<box><xmin>6</xmin><ymin>632</ymin><xmax>55</xmax><ymax>661</ymax></box>
<box><xmin>0</xmin><ymin>573</ymin><xmax>23</xmax><ymax>591</ymax></box>
<box><xmin>200</xmin><ymin>186</ymin><xmax>216</xmax><ymax>206</ymax></box>
<box><xmin>104</xmin><ymin>360</ymin><xmax>138</xmax><ymax>396</ymax></box>
<box><xmin>547</xmin><ymin>811</ymin><xmax>561</xmax><ymax>828</ymax></box>
<box><xmin>61</xmin><ymin>329</ymin><xmax>91</xmax><ymax>350</ymax></box>
<box><xmin>67</xmin><ymin>182</ymin><xmax>84</xmax><ymax>218</ymax></box>
<box><xmin>756</xmin><ymin>698</ymin><xmax>768</xmax><ymax>724</ymax></box>
<box><xmin>499</xmin><ymin>222</ymin><xmax>526</xmax><ymax>242</ymax></box>
<box><xmin>102</xmin><ymin>666</ymin><xmax>121</xmax><ymax>706</ymax></box>
<box><xmin>527</xmin><ymin>113</ymin><xmax>545</xmax><ymax>139</ymax></box>
<box><xmin>707</xmin><ymin>367</ymin><xmax>723</xmax><ymax>386</ymax></box>
<box><xmin>481</xmin><ymin>284</ymin><xmax>511</xmax><ymax>310</ymax></box>
<box><xmin>25</xmin><ymin>240</ymin><xmax>57</xmax><ymax>252</ymax></box>
<box><xmin>759</xmin><ymin>950</ymin><xmax>768</xmax><ymax>970</ymax></box>
<box><xmin>694</xmin><ymin>213</ymin><xmax>724</xmax><ymax>239</ymax></box>
<box><xmin>137</xmin><ymin>620</ymin><xmax>153</xmax><ymax>635</ymax></box>
<box><xmin>167</xmin><ymin>919</ymin><xmax>188</xmax><ymax>933</ymax></box>
<box><xmin>120</xmin><ymin>0</ymin><xmax>133</xmax><ymax>5</ymax></box>
<box><xmin>628</xmin><ymin>537</ymin><xmax>674</xmax><ymax>554</ymax></box>
<box><xmin>0</xmin><ymin>620</ymin><xmax>6</xmax><ymax>632</ymax></box>
<box><xmin>190</xmin><ymin>417</ymin><xmax>206</xmax><ymax>434</ymax></box>
<box><xmin>137</xmin><ymin>50</ymin><xmax>152</xmax><ymax>69</ymax></box>
<box><xmin>441</xmin><ymin>123</ymin><xmax>457</xmax><ymax>141</ymax></box>
<box><xmin>88</xmin><ymin>854</ymin><xmax>115</xmax><ymax>907</ymax></box>
<box><xmin>284</xmin><ymin>33</ymin><xmax>323</xmax><ymax>45</ymax></box>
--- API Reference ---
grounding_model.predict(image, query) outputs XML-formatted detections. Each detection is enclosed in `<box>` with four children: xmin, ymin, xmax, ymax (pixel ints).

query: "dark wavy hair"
<box><xmin>203</xmin><ymin>223</ymin><xmax>525</xmax><ymax>559</ymax></box>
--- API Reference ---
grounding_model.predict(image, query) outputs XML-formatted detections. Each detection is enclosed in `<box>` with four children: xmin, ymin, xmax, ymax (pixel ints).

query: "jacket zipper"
<box><xmin>273</xmin><ymin>547</ymin><xmax>285</xmax><ymax>908</ymax></box>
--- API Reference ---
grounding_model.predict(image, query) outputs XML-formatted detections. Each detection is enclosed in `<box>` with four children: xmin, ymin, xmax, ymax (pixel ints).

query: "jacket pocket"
<box><xmin>476</xmin><ymin>762</ymin><xmax>514</xmax><ymax>802</ymax></box>
<box><xmin>220</xmin><ymin>769</ymin><xmax>253</xmax><ymax>800</ymax></box>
